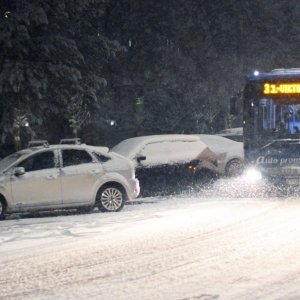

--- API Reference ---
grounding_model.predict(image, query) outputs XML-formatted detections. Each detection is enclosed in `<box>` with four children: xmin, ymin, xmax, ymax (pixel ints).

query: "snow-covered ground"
<box><xmin>0</xmin><ymin>177</ymin><xmax>300</xmax><ymax>300</ymax></box>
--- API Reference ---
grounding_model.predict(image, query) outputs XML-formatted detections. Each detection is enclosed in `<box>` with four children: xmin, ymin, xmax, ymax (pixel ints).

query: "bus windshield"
<box><xmin>254</xmin><ymin>97</ymin><xmax>300</xmax><ymax>136</ymax></box>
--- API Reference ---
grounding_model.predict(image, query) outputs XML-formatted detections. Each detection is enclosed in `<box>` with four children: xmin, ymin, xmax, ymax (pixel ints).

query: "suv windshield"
<box><xmin>0</xmin><ymin>149</ymin><xmax>33</xmax><ymax>172</ymax></box>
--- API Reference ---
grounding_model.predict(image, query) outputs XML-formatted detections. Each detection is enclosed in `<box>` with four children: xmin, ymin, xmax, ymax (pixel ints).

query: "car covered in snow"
<box><xmin>189</xmin><ymin>134</ymin><xmax>244</xmax><ymax>177</ymax></box>
<box><xmin>0</xmin><ymin>142</ymin><xmax>140</xmax><ymax>220</ymax></box>
<box><xmin>196</xmin><ymin>134</ymin><xmax>244</xmax><ymax>177</ymax></box>
<box><xmin>111</xmin><ymin>134</ymin><xmax>218</xmax><ymax>195</ymax></box>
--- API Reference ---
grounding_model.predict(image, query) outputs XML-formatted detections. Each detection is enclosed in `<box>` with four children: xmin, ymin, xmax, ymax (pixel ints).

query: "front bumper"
<box><xmin>261</xmin><ymin>166</ymin><xmax>300</xmax><ymax>177</ymax></box>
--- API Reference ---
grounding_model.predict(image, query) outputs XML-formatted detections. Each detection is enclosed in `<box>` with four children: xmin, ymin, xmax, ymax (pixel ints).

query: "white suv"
<box><xmin>0</xmin><ymin>143</ymin><xmax>140</xmax><ymax>219</ymax></box>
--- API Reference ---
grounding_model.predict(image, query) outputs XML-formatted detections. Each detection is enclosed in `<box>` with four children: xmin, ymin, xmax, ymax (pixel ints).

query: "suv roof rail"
<box><xmin>60</xmin><ymin>138</ymin><xmax>81</xmax><ymax>145</ymax></box>
<box><xmin>28</xmin><ymin>140</ymin><xmax>49</xmax><ymax>148</ymax></box>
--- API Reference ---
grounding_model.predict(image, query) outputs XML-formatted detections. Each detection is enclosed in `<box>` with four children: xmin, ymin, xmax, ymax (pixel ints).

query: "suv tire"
<box><xmin>97</xmin><ymin>184</ymin><xmax>126</xmax><ymax>212</ymax></box>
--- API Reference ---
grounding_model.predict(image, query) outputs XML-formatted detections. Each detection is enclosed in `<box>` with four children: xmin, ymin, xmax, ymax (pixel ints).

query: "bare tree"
<box><xmin>13</xmin><ymin>108</ymin><xmax>29</xmax><ymax>150</ymax></box>
<box><xmin>67</xmin><ymin>95</ymin><xmax>90</xmax><ymax>138</ymax></box>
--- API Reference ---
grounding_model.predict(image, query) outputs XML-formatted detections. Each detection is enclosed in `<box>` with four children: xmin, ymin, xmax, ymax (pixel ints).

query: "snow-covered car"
<box><xmin>111</xmin><ymin>134</ymin><xmax>218</xmax><ymax>195</ymax></box>
<box><xmin>0</xmin><ymin>142</ymin><xmax>140</xmax><ymax>220</ymax></box>
<box><xmin>196</xmin><ymin>134</ymin><xmax>244</xmax><ymax>176</ymax></box>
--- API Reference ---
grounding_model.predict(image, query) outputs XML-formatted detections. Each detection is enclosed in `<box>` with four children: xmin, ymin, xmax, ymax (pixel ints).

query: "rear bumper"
<box><xmin>128</xmin><ymin>178</ymin><xmax>140</xmax><ymax>200</ymax></box>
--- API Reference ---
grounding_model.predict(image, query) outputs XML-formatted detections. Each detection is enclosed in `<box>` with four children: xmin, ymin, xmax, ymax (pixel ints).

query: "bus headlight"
<box><xmin>244</xmin><ymin>168</ymin><xmax>262</xmax><ymax>182</ymax></box>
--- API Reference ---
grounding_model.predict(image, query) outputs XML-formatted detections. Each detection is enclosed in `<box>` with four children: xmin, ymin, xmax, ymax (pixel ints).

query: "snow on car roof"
<box><xmin>217</xmin><ymin>127</ymin><xmax>243</xmax><ymax>136</ymax></box>
<box><xmin>111</xmin><ymin>135</ymin><xmax>201</xmax><ymax>152</ymax></box>
<box><xmin>29</xmin><ymin>144</ymin><xmax>110</xmax><ymax>154</ymax></box>
<box><xmin>198</xmin><ymin>134</ymin><xmax>243</xmax><ymax>156</ymax></box>
<box><xmin>199</xmin><ymin>134</ymin><xmax>242</xmax><ymax>145</ymax></box>
<box><xmin>111</xmin><ymin>134</ymin><xmax>204</xmax><ymax>157</ymax></box>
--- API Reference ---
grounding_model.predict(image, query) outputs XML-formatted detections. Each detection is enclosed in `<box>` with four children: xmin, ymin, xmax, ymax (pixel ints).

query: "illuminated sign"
<box><xmin>264</xmin><ymin>83</ymin><xmax>300</xmax><ymax>95</ymax></box>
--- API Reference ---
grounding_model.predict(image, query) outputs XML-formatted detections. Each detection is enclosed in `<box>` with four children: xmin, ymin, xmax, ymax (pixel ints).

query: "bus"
<box><xmin>234</xmin><ymin>68</ymin><xmax>300</xmax><ymax>184</ymax></box>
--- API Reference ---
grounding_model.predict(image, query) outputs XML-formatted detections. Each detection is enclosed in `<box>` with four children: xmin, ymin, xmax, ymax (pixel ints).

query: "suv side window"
<box><xmin>18</xmin><ymin>151</ymin><xmax>55</xmax><ymax>172</ymax></box>
<box><xmin>62</xmin><ymin>149</ymin><xmax>93</xmax><ymax>167</ymax></box>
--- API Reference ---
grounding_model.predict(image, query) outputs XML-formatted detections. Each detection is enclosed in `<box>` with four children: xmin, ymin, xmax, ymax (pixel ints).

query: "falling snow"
<box><xmin>0</xmin><ymin>178</ymin><xmax>299</xmax><ymax>299</ymax></box>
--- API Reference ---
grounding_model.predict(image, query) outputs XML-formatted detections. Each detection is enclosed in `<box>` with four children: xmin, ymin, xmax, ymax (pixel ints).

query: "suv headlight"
<box><xmin>244</xmin><ymin>168</ymin><xmax>262</xmax><ymax>182</ymax></box>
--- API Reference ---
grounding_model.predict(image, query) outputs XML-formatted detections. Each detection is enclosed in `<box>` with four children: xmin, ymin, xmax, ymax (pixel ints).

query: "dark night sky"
<box><xmin>1</xmin><ymin>0</ymin><xmax>300</xmax><ymax>148</ymax></box>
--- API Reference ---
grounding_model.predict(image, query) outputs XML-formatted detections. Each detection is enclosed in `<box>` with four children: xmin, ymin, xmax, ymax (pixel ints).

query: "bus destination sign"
<box><xmin>264</xmin><ymin>83</ymin><xmax>300</xmax><ymax>95</ymax></box>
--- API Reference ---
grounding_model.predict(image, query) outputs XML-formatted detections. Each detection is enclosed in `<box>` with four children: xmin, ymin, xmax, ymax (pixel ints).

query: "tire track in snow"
<box><xmin>0</xmin><ymin>199</ymin><xmax>299</xmax><ymax>299</ymax></box>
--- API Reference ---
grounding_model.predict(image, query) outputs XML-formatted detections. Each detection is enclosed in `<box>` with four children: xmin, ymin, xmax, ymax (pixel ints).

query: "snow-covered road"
<box><xmin>0</xmin><ymin>179</ymin><xmax>300</xmax><ymax>300</ymax></box>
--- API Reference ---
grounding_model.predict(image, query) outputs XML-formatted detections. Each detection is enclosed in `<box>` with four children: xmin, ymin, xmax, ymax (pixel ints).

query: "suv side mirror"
<box><xmin>136</xmin><ymin>155</ymin><xmax>146</xmax><ymax>163</ymax></box>
<box><xmin>14</xmin><ymin>167</ymin><xmax>26</xmax><ymax>176</ymax></box>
